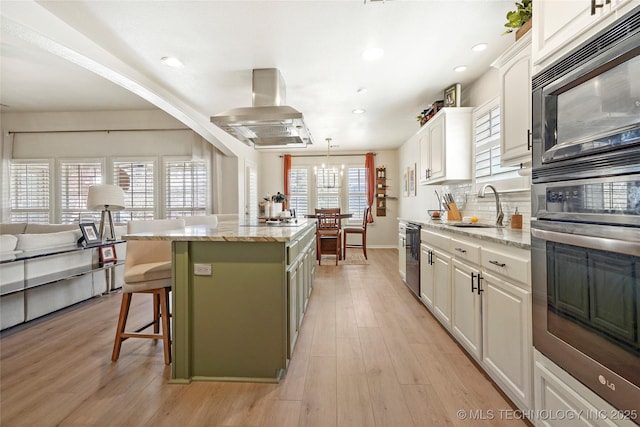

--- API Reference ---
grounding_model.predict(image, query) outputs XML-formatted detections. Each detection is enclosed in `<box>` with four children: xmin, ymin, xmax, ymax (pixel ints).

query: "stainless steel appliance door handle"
<box><xmin>531</xmin><ymin>228</ymin><xmax>640</xmax><ymax>257</ymax></box>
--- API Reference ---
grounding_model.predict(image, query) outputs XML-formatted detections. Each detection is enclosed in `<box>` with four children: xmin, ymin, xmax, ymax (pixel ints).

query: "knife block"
<box><xmin>447</xmin><ymin>203</ymin><xmax>462</xmax><ymax>221</ymax></box>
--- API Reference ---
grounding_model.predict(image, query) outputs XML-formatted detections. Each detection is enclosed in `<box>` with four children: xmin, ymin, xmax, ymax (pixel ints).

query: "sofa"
<box><xmin>0</xmin><ymin>222</ymin><xmax>127</xmax><ymax>331</ymax></box>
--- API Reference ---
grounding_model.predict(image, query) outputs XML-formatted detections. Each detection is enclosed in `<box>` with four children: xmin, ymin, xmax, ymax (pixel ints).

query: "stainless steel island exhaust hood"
<box><xmin>210</xmin><ymin>68</ymin><xmax>313</xmax><ymax>149</ymax></box>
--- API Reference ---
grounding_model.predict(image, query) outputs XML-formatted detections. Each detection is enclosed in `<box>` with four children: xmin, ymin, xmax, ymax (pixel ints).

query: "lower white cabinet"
<box><xmin>418</xmin><ymin>227</ymin><xmax>533</xmax><ymax>413</ymax></box>
<box><xmin>420</xmin><ymin>243</ymin><xmax>434</xmax><ymax>309</ymax></box>
<box><xmin>431</xmin><ymin>248</ymin><xmax>452</xmax><ymax>329</ymax></box>
<box><xmin>482</xmin><ymin>270</ymin><xmax>532</xmax><ymax>412</ymax></box>
<box><xmin>451</xmin><ymin>258</ymin><xmax>482</xmax><ymax>361</ymax></box>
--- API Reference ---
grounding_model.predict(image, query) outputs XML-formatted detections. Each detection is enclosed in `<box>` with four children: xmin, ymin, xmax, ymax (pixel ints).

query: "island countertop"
<box><xmin>123</xmin><ymin>219</ymin><xmax>314</xmax><ymax>243</ymax></box>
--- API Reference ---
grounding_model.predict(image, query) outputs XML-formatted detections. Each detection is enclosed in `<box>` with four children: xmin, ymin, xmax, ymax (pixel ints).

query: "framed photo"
<box><xmin>443</xmin><ymin>83</ymin><xmax>461</xmax><ymax>108</ymax></box>
<box><xmin>409</xmin><ymin>163</ymin><xmax>416</xmax><ymax>196</ymax></box>
<box><xmin>403</xmin><ymin>170</ymin><xmax>409</xmax><ymax>197</ymax></box>
<box><xmin>99</xmin><ymin>244</ymin><xmax>117</xmax><ymax>263</ymax></box>
<box><xmin>79</xmin><ymin>222</ymin><xmax>101</xmax><ymax>247</ymax></box>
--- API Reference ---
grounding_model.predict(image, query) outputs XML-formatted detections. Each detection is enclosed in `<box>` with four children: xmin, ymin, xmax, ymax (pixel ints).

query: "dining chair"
<box><xmin>343</xmin><ymin>206</ymin><xmax>370</xmax><ymax>259</ymax></box>
<box><xmin>111</xmin><ymin>218</ymin><xmax>185</xmax><ymax>365</ymax></box>
<box><xmin>316</xmin><ymin>211</ymin><xmax>342</xmax><ymax>265</ymax></box>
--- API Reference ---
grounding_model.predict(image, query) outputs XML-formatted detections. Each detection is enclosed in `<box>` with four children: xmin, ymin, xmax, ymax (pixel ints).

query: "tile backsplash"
<box><xmin>441</xmin><ymin>183</ymin><xmax>531</xmax><ymax>231</ymax></box>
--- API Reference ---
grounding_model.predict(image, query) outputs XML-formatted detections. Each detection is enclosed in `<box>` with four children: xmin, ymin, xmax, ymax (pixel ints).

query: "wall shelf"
<box><xmin>376</xmin><ymin>167</ymin><xmax>388</xmax><ymax>217</ymax></box>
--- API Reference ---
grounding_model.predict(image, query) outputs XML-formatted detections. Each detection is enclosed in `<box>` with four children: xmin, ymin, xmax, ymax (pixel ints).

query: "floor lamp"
<box><xmin>86</xmin><ymin>184</ymin><xmax>125</xmax><ymax>241</ymax></box>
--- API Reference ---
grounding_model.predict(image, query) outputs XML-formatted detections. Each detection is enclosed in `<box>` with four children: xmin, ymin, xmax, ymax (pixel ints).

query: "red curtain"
<box><xmin>283</xmin><ymin>154</ymin><xmax>292</xmax><ymax>210</ymax></box>
<box><xmin>365</xmin><ymin>152</ymin><xmax>375</xmax><ymax>223</ymax></box>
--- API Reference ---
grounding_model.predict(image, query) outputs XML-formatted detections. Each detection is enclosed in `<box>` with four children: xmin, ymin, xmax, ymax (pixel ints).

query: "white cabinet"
<box><xmin>450</xmin><ymin>237</ymin><xmax>483</xmax><ymax>361</ymax></box>
<box><xmin>480</xmin><ymin>244</ymin><xmax>532</xmax><ymax>412</ymax></box>
<box><xmin>419</xmin><ymin>243</ymin><xmax>434</xmax><ymax>309</ymax></box>
<box><xmin>532</xmin><ymin>0</ymin><xmax>638</xmax><ymax>73</ymax></box>
<box><xmin>431</xmin><ymin>248</ymin><xmax>452</xmax><ymax>329</ymax></box>
<box><xmin>416</xmin><ymin>227</ymin><xmax>533</xmax><ymax>413</ymax></box>
<box><xmin>418</xmin><ymin>108</ymin><xmax>473</xmax><ymax>185</ymax></box>
<box><xmin>492</xmin><ymin>31</ymin><xmax>532</xmax><ymax>167</ymax></box>
<box><xmin>420</xmin><ymin>229</ymin><xmax>452</xmax><ymax>328</ymax></box>
<box><xmin>451</xmin><ymin>259</ymin><xmax>483</xmax><ymax>360</ymax></box>
<box><xmin>399</xmin><ymin>223</ymin><xmax>406</xmax><ymax>281</ymax></box>
<box><xmin>482</xmin><ymin>270</ymin><xmax>532</xmax><ymax>413</ymax></box>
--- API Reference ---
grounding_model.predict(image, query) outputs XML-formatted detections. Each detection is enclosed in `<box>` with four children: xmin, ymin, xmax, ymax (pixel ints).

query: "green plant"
<box><xmin>272</xmin><ymin>192</ymin><xmax>286</xmax><ymax>203</ymax></box>
<box><xmin>503</xmin><ymin>0</ymin><xmax>532</xmax><ymax>34</ymax></box>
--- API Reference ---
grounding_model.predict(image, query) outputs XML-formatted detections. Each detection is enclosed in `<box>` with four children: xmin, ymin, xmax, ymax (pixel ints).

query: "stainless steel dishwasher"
<box><xmin>405</xmin><ymin>222</ymin><xmax>421</xmax><ymax>297</ymax></box>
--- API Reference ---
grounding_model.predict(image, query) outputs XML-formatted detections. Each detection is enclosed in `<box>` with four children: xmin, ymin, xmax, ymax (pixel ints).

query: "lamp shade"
<box><xmin>87</xmin><ymin>185</ymin><xmax>125</xmax><ymax>211</ymax></box>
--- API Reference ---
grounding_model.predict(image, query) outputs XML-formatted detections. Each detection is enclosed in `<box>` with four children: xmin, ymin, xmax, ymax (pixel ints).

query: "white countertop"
<box><xmin>123</xmin><ymin>220</ymin><xmax>315</xmax><ymax>243</ymax></box>
<box><xmin>399</xmin><ymin>217</ymin><xmax>531</xmax><ymax>249</ymax></box>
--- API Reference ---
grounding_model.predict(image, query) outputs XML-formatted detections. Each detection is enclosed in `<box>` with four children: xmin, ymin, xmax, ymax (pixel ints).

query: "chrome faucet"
<box><xmin>478</xmin><ymin>184</ymin><xmax>504</xmax><ymax>226</ymax></box>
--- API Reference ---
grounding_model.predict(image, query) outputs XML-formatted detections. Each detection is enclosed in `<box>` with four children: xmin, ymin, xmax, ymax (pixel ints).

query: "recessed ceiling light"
<box><xmin>472</xmin><ymin>43</ymin><xmax>488</xmax><ymax>52</ymax></box>
<box><xmin>352</xmin><ymin>108</ymin><xmax>366</xmax><ymax>114</ymax></box>
<box><xmin>160</xmin><ymin>56</ymin><xmax>184</xmax><ymax>68</ymax></box>
<box><xmin>361</xmin><ymin>47</ymin><xmax>384</xmax><ymax>61</ymax></box>
<box><xmin>454</xmin><ymin>65</ymin><xmax>467</xmax><ymax>72</ymax></box>
<box><xmin>357</xmin><ymin>87</ymin><xmax>368</xmax><ymax>94</ymax></box>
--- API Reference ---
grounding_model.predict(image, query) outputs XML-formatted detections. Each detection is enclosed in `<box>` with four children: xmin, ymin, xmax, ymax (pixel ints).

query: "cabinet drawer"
<box><xmin>481</xmin><ymin>247</ymin><xmax>529</xmax><ymax>285</ymax></box>
<box><xmin>421</xmin><ymin>229</ymin><xmax>450</xmax><ymax>252</ymax></box>
<box><xmin>287</xmin><ymin>240</ymin><xmax>299</xmax><ymax>266</ymax></box>
<box><xmin>450</xmin><ymin>238</ymin><xmax>480</xmax><ymax>265</ymax></box>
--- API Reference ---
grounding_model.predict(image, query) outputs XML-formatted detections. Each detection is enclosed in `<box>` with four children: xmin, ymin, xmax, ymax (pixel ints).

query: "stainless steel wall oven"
<box><xmin>531</xmin><ymin>6</ymin><xmax>640</xmax><ymax>421</ymax></box>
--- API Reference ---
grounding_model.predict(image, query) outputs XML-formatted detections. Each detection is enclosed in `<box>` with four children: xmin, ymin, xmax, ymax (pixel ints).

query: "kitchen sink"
<box><xmin>448</xmin><ymin>223</ymin><xmax>499</xmax><ymax>228</ymax></box>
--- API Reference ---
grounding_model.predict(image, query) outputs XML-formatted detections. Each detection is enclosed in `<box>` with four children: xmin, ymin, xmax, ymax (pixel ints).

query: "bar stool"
<box><xmin>111</xmin><ymin>218</ymin><xmax>185</xmax><ymax>365</ymax></box>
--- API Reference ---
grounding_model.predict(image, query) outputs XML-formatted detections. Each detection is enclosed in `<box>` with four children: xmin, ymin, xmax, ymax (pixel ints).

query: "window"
<box><xmin>10</xmin><ymin>161</ymin><xmax>51</xmax><ymax>223</ymax></box>
<box><xmin>113</xmin><ymin>160</ymin><xmax>155</xmax><ymax>221</ymax></box>
<box><xmin>316</xmin><ymin>168</ymin><xmax>341</xmax><ymax>209</ymax></box>
<box><xmin>288</xmin><ymin>168</ymin><xmax>309</xmax><ymax>217</ymax></box>
<box><xmin>347</xmin><ymin>167</ymin><xmax>367</xmax><ymax>218</ymax></box>
<box><xmin>165</xmin><ymin>159</ymin><xmax>207</xmax><ymax>218</ymax></box>
<box><xmin>474</xmin><ymin>103</ymin><xmax>518</xmax><ymax>180</ymax></box>
<box><xmin>60</xmin><ymin>160</ymin><xmax>102</xmax><ymax>224</ymax></box>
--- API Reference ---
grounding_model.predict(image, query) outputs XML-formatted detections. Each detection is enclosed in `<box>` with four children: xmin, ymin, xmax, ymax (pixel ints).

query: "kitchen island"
<box><xmin>124</xmin><ymin>220</ymin><xmax>317</xmax><ymax>384</ymax></box>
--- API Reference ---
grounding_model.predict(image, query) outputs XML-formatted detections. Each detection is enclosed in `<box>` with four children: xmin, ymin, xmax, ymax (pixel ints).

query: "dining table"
<box><xmin>304</xmin><ymin>213</ymin><xmax>353</xmax><ymax>219</ymax></box>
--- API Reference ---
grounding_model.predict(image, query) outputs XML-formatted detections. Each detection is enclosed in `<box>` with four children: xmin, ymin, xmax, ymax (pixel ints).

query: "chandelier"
<box><xmin>314</xmin><ymin>138</ymin><xmax>344</xmax><ymax>189</ymax></box>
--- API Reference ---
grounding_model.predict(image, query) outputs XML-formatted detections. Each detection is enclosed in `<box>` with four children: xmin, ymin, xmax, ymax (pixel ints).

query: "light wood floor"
<box><xmin>1</xmin><ymin>249</ymin><xmax>528</xmax><ymax>426</ymax></box>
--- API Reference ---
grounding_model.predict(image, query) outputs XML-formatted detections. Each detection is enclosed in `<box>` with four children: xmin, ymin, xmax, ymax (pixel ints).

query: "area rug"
<box><xmin>339</xmin><ymin>253</ymin><xmax>369</xmax><ymax>265</ymax></box>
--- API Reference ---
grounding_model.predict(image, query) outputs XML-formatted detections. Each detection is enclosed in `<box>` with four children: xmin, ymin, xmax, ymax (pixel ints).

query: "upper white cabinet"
<box><xmin>532</xmin><ymin>0</ymin><xmax>638</xmax><ymax>73</ymax></box>
<box><xmin>418</xmin><ymin>107</ymin><xmax>473</xmax><ymax>185</ymax></box>
<box><xmin>492</xmin><ymin>31</ymin><xmax>532</xmax><ymax>167</ymax></box>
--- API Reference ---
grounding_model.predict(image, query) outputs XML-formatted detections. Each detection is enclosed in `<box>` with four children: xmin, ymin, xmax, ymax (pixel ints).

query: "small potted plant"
<box><xmin>270</xmin><ymin>192</ymin><xmax>287</xmax><ymax>217</ymax></box>
<box><xmin>503</xmin><ymin>0</ymin><xmax>532</xmax><ymax>40</ymax></box>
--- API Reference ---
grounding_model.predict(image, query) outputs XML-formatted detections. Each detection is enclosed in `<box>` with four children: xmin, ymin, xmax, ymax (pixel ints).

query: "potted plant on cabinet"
<box><xmin>503</xmin><ymin>0</ymin><xmax>532</xmax><ymax>41</ymax></box>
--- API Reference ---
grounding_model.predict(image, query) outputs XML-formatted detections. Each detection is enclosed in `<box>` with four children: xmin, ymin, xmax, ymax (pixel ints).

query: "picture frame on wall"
<box><xmin>443</xmin><ymin>83</ymin><xmax>461</xmax><ymax>108</ymax></box>
<box><xmin>409</xmin><ymin>163</ymin><xmax>416</xmax><ymax>196</ymax></box>
<box><xmin>403</xmin><ymin>170</ymin><xmax>409</xmax><ymax>197</ymax></box>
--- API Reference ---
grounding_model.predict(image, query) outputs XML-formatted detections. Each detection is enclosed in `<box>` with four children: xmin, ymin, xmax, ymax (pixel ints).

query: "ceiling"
<box><xmin>0</xmin><ymin>0</ymin><xmax>516</xmax><ymax>153</ymax></box>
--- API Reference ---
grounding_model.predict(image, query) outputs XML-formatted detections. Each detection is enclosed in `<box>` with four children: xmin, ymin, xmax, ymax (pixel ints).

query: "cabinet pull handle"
<box><xmin>425</xmin><ymin>169</ymin><xmax>431</xmax><ymax>180</ymax></box>
<box><xmin>471</xmin><ymin>272</ymin><xmax>477</xmax><ymax>293</ymax></box>
<box><xmin>429</xmin><ymin>250</ymin><xmax>433</xmax><ymax>265</ymax></box>
<box><xmin>591</xmin><ymin>0</ymin><xmax>605</xmax><ymax>15</ymax></box>
<box><xmin>489</xmin><ymin>260</ymin><xmax>506</xmax><ymax>267</ymax></box>
<box><xmin>527</xmin><ymin>129</ymin><xmax>532</xmax><ymax>150</ymax></box>
<box><xmin>455</xmin><ymin>247</ymin><xmax>467</xmax><ymax>253</ymax></box>
<box><xmin>477</xmin><ymin>274</ymin><xmax>484</xmax><ymax>294</ymax></box>
<box><xmin>402</xmin><ymin>237</ymin><xmax>405</xmax><ymax>248</ymax></box>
